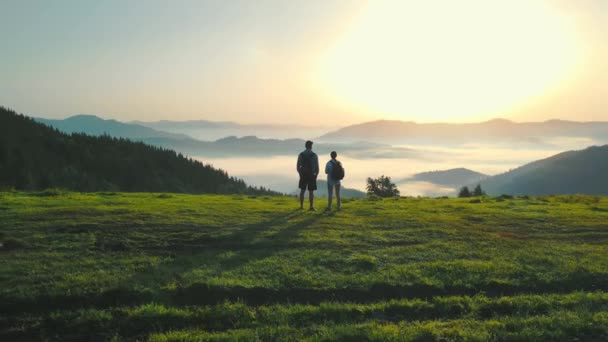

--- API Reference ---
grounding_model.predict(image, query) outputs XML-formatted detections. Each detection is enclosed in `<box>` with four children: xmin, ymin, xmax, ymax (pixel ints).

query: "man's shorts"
<box><xmin>299</xmin><ymin>174</ymin><xmax>317</xmax><ymax>191</ymax></box>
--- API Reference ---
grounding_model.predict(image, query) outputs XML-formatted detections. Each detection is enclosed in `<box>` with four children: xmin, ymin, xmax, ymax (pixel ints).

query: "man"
<box><xmin>296</xmin><ymin>140</ymin><xmax>319</xmax><ymax>210</ymax></box>
<box><xmin>325</xmin><ymin>151</ymin><xmax>343</xmax><ymax>211</ymax></box>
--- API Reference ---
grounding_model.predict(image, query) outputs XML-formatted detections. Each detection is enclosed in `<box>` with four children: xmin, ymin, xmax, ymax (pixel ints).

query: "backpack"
<box><xmin>331</xmin><ymin>160</ymin><xmax>345</xmax><ymax>180</ymax></box>
<box><xmin>300</xmin><ymin>152</ymin><xmax>314</xmax><ymax>176</ymax></box>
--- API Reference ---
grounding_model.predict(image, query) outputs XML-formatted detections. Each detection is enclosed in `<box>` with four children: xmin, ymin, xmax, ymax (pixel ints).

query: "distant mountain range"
<box><xmin>132</xmin><ymin>119</ymin><xmax>242</xmax><ymax>130</ymax></box>
<box><xmin>318</xmin><ymin>119</ymin><xmax>608</xmax><ymax>146</ymax></box>
<box><xmin>475</xmin><ymin>145</ymin><xmax>608</xmax><ymax>196</ymax></box>
<box><xmin>37</xmin><ymin>115</ymin><xmax>423</xmax><ymax>159</ymax></box>
<box><xmin>37</xmin><ymin>115</ymin><xmax>191</xmax><ymax>140</ymax></box>
<box><xmin>2</xmin><ymin>108</ymin><xmax>276</xmax><ymax>194</ymax></box>
<box><xmin>133</xmin><ymin>119</ymin><xmax>330</xmax><ymax>141</ymax></box>
<box><xmin>15</xmin><ymin>111</ymin><xmax>608</xmax><ymax>197</ymax></box>
<box><xmin>132</xmin><ymin>119</ymin><xmax>323</xmax><ymax>131</ymax></box>
<box><xmin>143</xmin><ymin>136</ymin><xmax>421</xmax><ymax>159</ymax></box>
<box><xmin>402</xmin><ymin>168</ymin><xmax>488</xmax><ymax>188</ymax></box>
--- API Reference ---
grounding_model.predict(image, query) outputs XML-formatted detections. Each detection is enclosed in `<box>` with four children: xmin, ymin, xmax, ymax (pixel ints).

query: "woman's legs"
<box><xmin>335</xmin><ymin>183</ymin><xmax>341</xmax><ymax>209</ymax></box>
<box><xmin>327</xmin><ymin>182</ymin><xmax>333</xmax><ymax>209</ymax></box>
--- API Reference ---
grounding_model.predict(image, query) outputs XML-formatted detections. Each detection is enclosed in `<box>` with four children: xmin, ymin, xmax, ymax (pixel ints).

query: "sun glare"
<box><xmin>315</xmin><ymin>0</ymin><xmax>584</xmax><ymax>122</ymax></box>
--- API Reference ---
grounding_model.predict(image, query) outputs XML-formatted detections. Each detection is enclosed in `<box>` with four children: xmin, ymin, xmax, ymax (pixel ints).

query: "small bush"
<box><xmin>157</xmin><ymin>193</ymin><xmax>173</xmax><ymax>199</ymax></box>
<box><xmin>458</xmin><ymin>187</ymin><xmax>471</xmax><ymax>198</ymax></box>
<box><xmin>366</xmin><ymin>175</ymin><xmax>400</xmax><ymax>197</ymax></box>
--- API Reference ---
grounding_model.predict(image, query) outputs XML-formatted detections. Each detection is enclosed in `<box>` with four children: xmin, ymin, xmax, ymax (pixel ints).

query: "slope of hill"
<box><xmin>2</xmin><ymin>192</ymin><xmax>607</xmax><ymax>340</ymax></box>
<box><xmin>318</xmin><ymin>118</ymin><xmax>608</xmax><ymax>145</ymax></box>
<box><xmin>37</xmin><ymin>115</ymin><xmax>191</xmax><ymax>140</ymax></box>
<box><xmin>403</xmin><ymin>168</ymin><xmax>487</xmax><ymax>188</ymax></box>
<box><xmin>0</xmin><ymin>107</ymin><xmax>276</xmax><ymax>194</ymax></box>
<box><xmin>478</xmin><ymin>145</ymin><xmax>608</xmax><ymax>195</ymax></box>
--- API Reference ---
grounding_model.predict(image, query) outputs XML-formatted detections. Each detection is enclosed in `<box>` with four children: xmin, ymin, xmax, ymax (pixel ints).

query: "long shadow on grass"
<box><xmin>0</xmin><ymin>209</ymin><xmax>324</xmax><ymax>313</ymax></box>
<box><xmin>123</xmin><ymin>209</ymin><xmax>323</xmax><ymax>292</ymax></box>
<box><xmin>5</xmin><ymin>210</ymin><xmax>608</xmax><ymax>314</ymax></box>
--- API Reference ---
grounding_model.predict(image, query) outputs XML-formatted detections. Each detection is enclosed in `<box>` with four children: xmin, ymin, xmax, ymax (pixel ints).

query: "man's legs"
<box><xmin>299</xmin><ymin>189</ymin><xmax>306</xmax><ymax>209</ymax></box>
<box><xmin>309</xmin><ymin>190</ymin><xmax>315</xmax><ymax>210</ymax></box>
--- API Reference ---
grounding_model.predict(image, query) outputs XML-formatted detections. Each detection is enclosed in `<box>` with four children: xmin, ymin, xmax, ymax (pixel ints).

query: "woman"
<box><xmin>325</xmin><ymin>151</ymin><xmax>343</xmax><ymax>211</ymax></box>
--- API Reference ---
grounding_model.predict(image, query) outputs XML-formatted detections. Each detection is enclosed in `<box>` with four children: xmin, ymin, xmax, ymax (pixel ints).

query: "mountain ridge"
<box><xmin>402</xmin><ymin>168</ymin><xmax>488</xmax><ymax>188</ymax></box>
<box><xmin>475</xmin><ymin>145</ymin><xmax>608</xmax><ymax>196</ymax></box>
<box><xmin>36</xmin><ymin>115</ymin><xmax>192</xmax><ymax>140</ymax></box>
<box><xmin>37</xmin><ymin>115</ymin><xmax>423</xmax><ymax>159</ymax></box>
<box><xmin>318</xmin><ymin>119</ymin><xmax>608</xmax><ymax>145</ymax></box>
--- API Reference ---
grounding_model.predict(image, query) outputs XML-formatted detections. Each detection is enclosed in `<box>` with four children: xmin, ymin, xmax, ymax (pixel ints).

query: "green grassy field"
<box><xmin>1</xmin><ymin>191</ymin><xmax>607</xmax><ymax>341</ymax></box>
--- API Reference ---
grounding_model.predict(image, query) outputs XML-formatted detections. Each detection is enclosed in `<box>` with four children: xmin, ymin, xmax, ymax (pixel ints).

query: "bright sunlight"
<box><xmin>315</xmin><ymin>0</ymin><xmax>585</xmax><ymax>122</ymax></box>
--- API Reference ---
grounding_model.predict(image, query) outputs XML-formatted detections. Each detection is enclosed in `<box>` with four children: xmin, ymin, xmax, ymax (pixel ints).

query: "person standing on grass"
<box><xmin>325</xmin><ymin>151</ymin><xmax>345</xmax><ymax>211</ymax></box>
<box><xmin>297</xmin><ymin>140</ymin><xmax>319</xmax><ymax>210</ymax></box>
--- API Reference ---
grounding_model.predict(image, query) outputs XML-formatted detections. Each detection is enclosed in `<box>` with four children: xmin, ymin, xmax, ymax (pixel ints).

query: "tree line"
<box><xmin>0</xmin><ymin>107</ymin><xmax>279</xmax><ymax>195</ymax></box>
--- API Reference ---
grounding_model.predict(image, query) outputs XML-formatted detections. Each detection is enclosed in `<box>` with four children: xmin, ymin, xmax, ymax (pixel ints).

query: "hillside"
<box><xmin>1</xmin><ymin>192</ymin><xmax>607</xmax><ymax>340</ymax></box>
<box><xmin>318</xmin><ymin>118</ymin><xmax>608</xmax><ymax>145</ymax></box>
<box><xmin>403</xmin><ymin>168</ymin><xmax>487</xmax><ymax>188</ymax></box>
<box><xmin>478</xmin><ymin>145</ymin><xmax>608</xmax><ymax>195</ymax></box>
<box><xmin>0</xmin><ymin>107</ymin><xmax>276</xmax><ymax>194</ymax></box>
<box><xmin>37</xmin><ymin>115</ymin><xmax>191</xmax><ymax>140</ymax></box>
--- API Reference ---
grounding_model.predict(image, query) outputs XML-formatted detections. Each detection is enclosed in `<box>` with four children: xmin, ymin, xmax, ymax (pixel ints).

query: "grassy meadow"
<box><xmin>1</xmin><ymin>191</ymin><xmax>608</xmax><ymax>341</ymax></box>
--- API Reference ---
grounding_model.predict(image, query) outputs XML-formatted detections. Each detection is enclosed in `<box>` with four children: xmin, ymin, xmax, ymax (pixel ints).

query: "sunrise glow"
<box><xmin>315</xmin><ymin>0</ymin><xmax>585</xmax><ymax>122</ymax></box>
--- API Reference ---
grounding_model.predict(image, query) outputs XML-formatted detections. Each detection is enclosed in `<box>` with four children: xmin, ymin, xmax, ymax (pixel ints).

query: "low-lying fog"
<box><xmin>196</xmin><ymin>137</ymin><xmax>601</xmax><ymax>196</ymax></box>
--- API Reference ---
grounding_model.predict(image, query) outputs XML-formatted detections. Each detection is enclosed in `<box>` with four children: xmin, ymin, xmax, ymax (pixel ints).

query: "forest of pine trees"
<box><xmin>0</xmin><ymin>107</ymin><xmax>279</xmax><ymax>195</ymax></box>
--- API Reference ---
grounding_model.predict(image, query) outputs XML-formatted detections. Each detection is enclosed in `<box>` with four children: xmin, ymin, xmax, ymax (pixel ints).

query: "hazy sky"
<box><xmin>1</xmin><ymin>0</ymin><xmax>606</xmax><ymax>124</ymax></box>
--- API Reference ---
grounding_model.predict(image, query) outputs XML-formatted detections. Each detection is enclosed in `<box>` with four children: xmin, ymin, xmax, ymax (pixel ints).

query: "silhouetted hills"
<box><xmin>0</xmin><ymin>107</ymin><xmax>277</xmax><ymax>194</ymax></box>
<box><xmin>144</xmin><ymin>135</ymin><xmax>419</xmax><ymax>159</ymax></box>
<box><xmin>318</xmin><ymin>119</ymin><xmax>608</xmax><ymax>145</ymax></box>
<box><xmin>37</xmin><ymin>115</ymin><xmax>191</xmax><ymax>140</ymax></box>
<box><xmin>132</xmin><ymin>119</ymin><xmax>241</xmax><ymax>130</ymax></box>
<box><xmin>477</xmin><ymin>145</ymin><xmax>608</xmax><ymax>196</ymax></box>
<box><xmin>404</xmin><ymin>168</ymin><xmax>487</xmax><ymax>188</ymax></box>
<box><xmin>133</xmin><ymin>119</ymin><xmax>330</xmax><ymax>141</ymax></box>
<box><xmin>37</xmin><ymin>116</ymin><xmax>422</xmax><ymax>158</ymax></box>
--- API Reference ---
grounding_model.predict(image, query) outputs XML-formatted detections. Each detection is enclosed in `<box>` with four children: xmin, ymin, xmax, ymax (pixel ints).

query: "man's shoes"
<box><xmin>309</xmin><ymin>207</ymin><xmax>317</xmax><ymax>211</ymax></box>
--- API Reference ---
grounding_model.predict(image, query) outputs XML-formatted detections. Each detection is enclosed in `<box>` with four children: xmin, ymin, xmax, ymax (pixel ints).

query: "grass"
<box><xmin>1</xmin><ymin>191</ymin><xmax>607</xmax><ymax>341</ymax></box>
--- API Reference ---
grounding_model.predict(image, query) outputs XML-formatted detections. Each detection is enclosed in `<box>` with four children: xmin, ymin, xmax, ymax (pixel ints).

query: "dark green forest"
<box><xmin>0</xmin><ymin>107</ymin><xmax>278</xmax><ymax>195</ymax></box>
<box><xmin>478</xmin><ymin>145</ymin><xmax>608</xmax><ymax>196</ymax></box>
